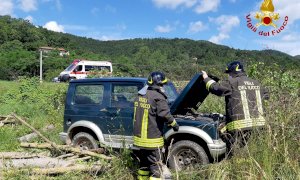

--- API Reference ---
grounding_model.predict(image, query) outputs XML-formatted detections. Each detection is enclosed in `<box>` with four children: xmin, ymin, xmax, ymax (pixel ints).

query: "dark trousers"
<box><xmin>135</xmin><ymin>148</ymin><xmax>164</xmax><ymax>178</ymax></box>
<box><xmin>221</xmin><ymin>130</ymin><xmax>252</xmax><ymax>158</ymax></box>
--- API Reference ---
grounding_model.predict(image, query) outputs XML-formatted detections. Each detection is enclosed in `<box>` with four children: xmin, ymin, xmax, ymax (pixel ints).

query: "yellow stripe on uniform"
<box><xmin>149</xmin><ymin>177</ymin><xmax>162</xmax><ymax>180</ymax></box>
<box><xmin>133</xmin><ymin>136</ymin><xmax>164</xmax><ymax>148</ymax></box>
<box><xmin>133</xmin><ymin>108</ymin><xmax>137</xmax><ymax>125</ymax></box>
<box><xmin>226</xmin><ymin>117</ymin><xmax>265</xmax><ymax>131</ymax></box>
<box><xmin>255</xmin><ymin>89</ymin><xmax>264</xmax><ymax>117</ymax></box>
<box><xmin>141</xmin><ymin>109</ymin><xmax>149</xmax><ymax>138</ymax></box>
<box><xmin>138</xmin><ymin>169</ymin><xmax>150</xmax><ymax>176</ymax></box>
<box><xmin>206</xmin><ymin>80</ymin><xmax>216</xmax><ymax>91</ymax></box>
<box><xmin>240</xmin><ymin>89</ymin><xmax>250</xmax><ymax>120</ymax></box>
<box><xmin>138</xmin><ymin>176</ymin><xmax>149</xmax><ymax>180</ymax></box>
<box><xmin>170</xmin><ymin>120</ymin><xmax>176</xmax><ymax>127</ymax></box>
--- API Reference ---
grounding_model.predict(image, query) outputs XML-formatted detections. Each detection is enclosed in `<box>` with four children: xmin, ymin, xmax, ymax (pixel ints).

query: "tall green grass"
<box><xmin>179</xmin><ymin>96</ymin><xmax>299</xmax><ymax>180</ymax></box>
<box><xmin>0</xmin><ymin>78</ymin><xmax>67</xmax><ymax>151</ymax></box>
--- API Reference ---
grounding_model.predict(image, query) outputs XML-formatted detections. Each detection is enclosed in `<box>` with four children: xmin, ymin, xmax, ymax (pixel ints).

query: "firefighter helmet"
<box><xmin>147</xmin><ymin>71</ymin><xmax>168</xmax><ymax>86</ymax></box>
<box><xmin>225</xmin><ymin>61</ymin><xmax>244</xmax><ymax>73</ymax></box>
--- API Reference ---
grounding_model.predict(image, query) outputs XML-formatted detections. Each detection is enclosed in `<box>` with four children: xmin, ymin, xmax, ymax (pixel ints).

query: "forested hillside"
<box><xmin>0</xmin><ymin>15</ymin><xmax>299</xmax><ymax>81</ymax></box>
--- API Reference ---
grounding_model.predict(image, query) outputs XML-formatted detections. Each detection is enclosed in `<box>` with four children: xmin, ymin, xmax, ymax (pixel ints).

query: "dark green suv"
<box><xmin>59</xmin><ymin>73</ymin><xmax>226</xmax><ymax>169</ymax></box>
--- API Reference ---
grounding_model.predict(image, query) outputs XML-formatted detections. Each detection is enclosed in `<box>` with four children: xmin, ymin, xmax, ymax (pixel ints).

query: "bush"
<box><xmin>0</xmin><ymin>77</ymin><xmax>67</xmax><ymax>117</ymax></box>
<box><xmin>0</xmin><ymin>78</ymin><xmax>68</xmax><ymax>150</ymax></box>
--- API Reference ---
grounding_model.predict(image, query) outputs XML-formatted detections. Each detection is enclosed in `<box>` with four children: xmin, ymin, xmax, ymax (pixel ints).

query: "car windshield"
<box><xmin>164</xmin><ymin>82</ymin><xmax>178</xmax><ymax>104</ymax></box>
<box><xmin>65</xmin><ymin>63</ymin><xmax>76</xmax><ymax>71</ymax></box>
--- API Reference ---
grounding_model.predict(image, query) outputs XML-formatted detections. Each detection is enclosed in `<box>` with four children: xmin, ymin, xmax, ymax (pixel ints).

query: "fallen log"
<box><xmin>28</xmin><ymin>165</ymin><xmax>103</xmax><ymax>175</ymax></box>
<box><xmin>0</xmin><ymin>115</ymin><xmax>16</xmax><ymax>126</ymax></box>
<box><xmin>1</xmin><ymin>119</ymin><xmax>15</xmax><ymax>124</ymax></box>
<box><xmin>69</xmin><ymin>156</ymin><xmax>92</xmax><ymax>162</ymax></box>
<box><xmin>18</xmin><ymin>132</ymin><xmax>38</xmax><ymax>142</ymax></box>
<box><xmin>18</xmin><ymin>124</ymin><xmax>55</xmax><ymax>142</ymax></box>
<box><xmin>0</xmin><ymin>152</ymin><xmax>41</xmax><ymax>159</ymax></box>
<box><xmin>0</xmin><ymin>157</ymin><xmax>74</xmax><ymax>169</ymax></box>
<box><xmin>65</xmin><ymin>155</ymin><xmax>79</xmax><ymax>160</ymax></box>
<box><xmin>56</xmin><ymin>153</ymin><xmax>74</xmax><ymax>159</ymax></box>
<box><xmin>12</xmin><ymin>113</ymin><xmax>61</xmax><ymax>152</ymax></box>
<box><xmin>0</xmin><ymin>115</ymin><xmax>12</xmax><ymax>121</ymax></box>
<box><xmin>20</xmin><ymin>143</ymin><xmax>113</xmax><ymax>160</ymax></box>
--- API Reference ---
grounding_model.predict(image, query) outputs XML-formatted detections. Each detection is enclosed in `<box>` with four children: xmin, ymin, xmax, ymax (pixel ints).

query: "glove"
<box><xmin>201</xmin><ymin>71</ymin><xmax>208</xmax><ymax>79</ymax></box>
<box><xmin>172</xmin><ymin>123</ymin><xmax>179</xmax><ymax>132</ymax></box>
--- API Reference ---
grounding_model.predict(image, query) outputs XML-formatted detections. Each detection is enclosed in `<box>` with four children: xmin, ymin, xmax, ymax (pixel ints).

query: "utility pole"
<box><xmin>40</xmin><ymin>50</ymin><xmax>43</xmax><ymax>82</ymax></box>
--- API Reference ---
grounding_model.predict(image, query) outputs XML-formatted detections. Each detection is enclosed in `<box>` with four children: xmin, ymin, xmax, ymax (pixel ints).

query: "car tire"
<box><xmin>72</xmin><ymin>132</ymin><xmax>99</xmax><ymax>150</ymax></box>
<box><xmin>61</xmin><ymin>74</ymin><xmax>70</xmax><ymax>82</ymax></box>
<box><xmin>168</xmin><ymin>140</ymin><xmax>209</xmax><ymax>170</ymax></box>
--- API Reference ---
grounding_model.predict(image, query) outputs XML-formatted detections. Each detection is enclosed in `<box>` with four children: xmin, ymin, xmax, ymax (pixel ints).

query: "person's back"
<box><xmin>202</xmin><ymin>61</ymin><xmax>268</xmax><ymax>156</ymax></box>
<box><xmin>224</xmin><ymin>72</ymin><xmax>266</xmax><ymax>131</ymax></box>
<box><xmin>133</xmin><ymin>85</ymin><xmax>169</xmax><ymax>148</ymax></box>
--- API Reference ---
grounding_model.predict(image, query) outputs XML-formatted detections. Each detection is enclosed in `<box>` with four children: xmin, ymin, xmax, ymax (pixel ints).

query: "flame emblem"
<box><xmin>255</xmin><ymin>0</ymin><xmax>280</xmax><ymax>28</ymax></box>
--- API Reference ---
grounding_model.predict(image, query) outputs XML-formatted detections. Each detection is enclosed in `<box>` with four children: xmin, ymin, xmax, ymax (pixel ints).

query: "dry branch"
<box><xmin>0</xmin><ymin>157</ymin><xmax>74</xmax><ymax>169</ymax></box>
<box><xmin>69</xmin><ymin>156</ymin><xmax>92</xmax><ymax>163</ymax></box>
<box><xmin>28</xmin><ymin>165</ymin><xmax>103</xmax><ymax>175</ymax></box>
<box><xmin>0</xmin><ymin>152</ymin><xmax>41</xmax><ymax>159</ymax></box>
<box><xmin>0</xmin><ymin>115</ymin><xmax>16</xmax><ymax>125</ymax></box>
<box><xmin>57</xmin><ymin>153</ymin><xmax>74</xmax><ymax>159</ymax></box>
<box><xmin>18</xmin><ymin>132</ymin><xmax>38</xmax><ymax>142</ymax></box>
<box><xmin>1</xmin><ymin>119</ymin><xmax>15</xmax><ymax>124</ymax></box>
<box><xmin>0</xmin><ymin>115</ymin><xmax>12</xmax><ymax>121</ymax></box>
<box><xmin>20</xmin><ymin>143</ymin><xmax>112</xmax><ymax>160</ymax></box>
<box><xmin>65</xmin><ymin>155</ymin><xmax>79</xmax><ymax>160</ymax></box>
<box><xmin>12</xmin><ymin>113</ymin><xmax>60</xmax><ymax>151</ymax></box>
<box><xmin>18</xmin><ymin>124</ymin><xmax>55</xmax><ymax>142</ymax></box>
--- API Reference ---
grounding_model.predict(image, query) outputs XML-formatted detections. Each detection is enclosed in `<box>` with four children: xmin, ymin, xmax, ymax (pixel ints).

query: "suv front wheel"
<box><xmin>168</xmin><ymin>140</ymin><xmax>209</xmax><ymax>170</ymax></box>
<box><xmin>72</xmin><ymin>132</ymin><xmax>99</xmax><ymax>150</ymax></box>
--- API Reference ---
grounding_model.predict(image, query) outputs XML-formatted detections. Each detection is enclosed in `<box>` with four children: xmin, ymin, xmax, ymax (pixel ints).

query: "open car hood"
<box><xmin>170</xmin><ymin>73</ymin><xmax>218</xmax><ymax>115</ymax></box>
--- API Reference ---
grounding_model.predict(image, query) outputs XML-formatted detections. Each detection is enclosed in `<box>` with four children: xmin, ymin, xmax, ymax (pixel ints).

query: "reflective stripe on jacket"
<box><xmin>204</xmin><ymin>73</ymin><xmax>268</xmax><ymax>132</ymax></box>
<box><xmin>133</xmin><ymin>86</ymin><xmax>176</xmax><ymax>149</ymax></box>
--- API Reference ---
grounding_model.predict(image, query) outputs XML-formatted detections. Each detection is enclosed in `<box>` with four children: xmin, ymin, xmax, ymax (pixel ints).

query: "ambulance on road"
<box><xmin>54</xmin><ymin>59</ymin><xmax>113</xmax><ymax>82</ymax></box>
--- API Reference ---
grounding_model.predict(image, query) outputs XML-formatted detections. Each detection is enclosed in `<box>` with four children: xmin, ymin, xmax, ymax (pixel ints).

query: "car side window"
<box><xmin>75</xmin><ymin>65</ymin><xmax>83</xmax><ymax>72</ymax></box>
<box><xmin>74</xmin><ymin>85</ymin><xmax>104</xmax><ymax>105</ymax></box>
<box><xmin>85</xmin><ymin>65</ymin><xmax>94</xmax><ymax>72</ymax></box>
<box><xmin>111</xmin><ymin>84</ymin><xmax>142</xmax><ymax>108</ymax></box>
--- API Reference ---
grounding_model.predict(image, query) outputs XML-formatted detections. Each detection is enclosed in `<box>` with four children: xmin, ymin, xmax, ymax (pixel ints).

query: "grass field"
<box><xmin>0</xmin><ymin>77</ymin><xmax>299</xmax><ymax>179</ymax></box>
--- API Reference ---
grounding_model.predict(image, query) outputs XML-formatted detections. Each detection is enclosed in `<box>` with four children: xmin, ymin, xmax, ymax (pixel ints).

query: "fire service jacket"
<box><xmin>133</xmin><ymin>86</ymin><xmax>177</xmax><ymax>149</ymax></box>
<box><xmin>204</xmin><ymin>73</ymin><xmax>269</xmax><ymax>132</ymax></box>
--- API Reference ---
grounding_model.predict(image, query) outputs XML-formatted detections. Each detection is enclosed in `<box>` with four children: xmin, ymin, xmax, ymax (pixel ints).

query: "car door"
<box><xmin>64</xmin><ymin>82</ymin><xmax>110</xmax><ymax>133</ymax></box>
<box><xmin>104</xmin><ymin>82</ymin><xmax>144</xmax><ymax>146</ymax></box>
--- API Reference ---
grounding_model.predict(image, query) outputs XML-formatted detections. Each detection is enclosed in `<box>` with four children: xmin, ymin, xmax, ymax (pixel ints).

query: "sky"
<box><xmin>0</xmin><ymin>0</ymin><xmax>300</xmax><ymax>56</ymax></box>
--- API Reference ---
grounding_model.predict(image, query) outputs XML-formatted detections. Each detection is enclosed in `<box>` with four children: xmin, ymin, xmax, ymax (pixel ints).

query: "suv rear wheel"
<box><xmin>168</xmin><ymin>140</ymin><xmax>209</xmax><ymax>170</ymax></box>
<box><xmin>72</xmin><ymin>132</ymin><xmax>99</xmax><ymax>150</ymax></box>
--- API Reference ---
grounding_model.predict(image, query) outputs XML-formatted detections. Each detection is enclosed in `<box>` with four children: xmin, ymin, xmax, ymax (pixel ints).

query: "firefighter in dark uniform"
<box><xmin>133</xmin><ymin>71</ymin><xmax>179</xmax><ymax>180</ymax></box>
<box><xmin>202</xmin><ymin>61</ymin><xmax>269</xmax><ymax>157</ymax></box>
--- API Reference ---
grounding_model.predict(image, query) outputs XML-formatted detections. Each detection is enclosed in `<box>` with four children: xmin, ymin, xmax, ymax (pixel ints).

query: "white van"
<box><xmin>56</xmin><ymin>59</ymin><xmax>113</xmax><ymax>82</ymax></box>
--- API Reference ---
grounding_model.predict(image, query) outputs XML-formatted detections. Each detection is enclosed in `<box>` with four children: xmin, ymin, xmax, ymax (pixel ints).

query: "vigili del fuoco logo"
<box><xmin>246</xmin><ymin>0</ymin><xmax>288</xmax><ymax>36</ymax></box>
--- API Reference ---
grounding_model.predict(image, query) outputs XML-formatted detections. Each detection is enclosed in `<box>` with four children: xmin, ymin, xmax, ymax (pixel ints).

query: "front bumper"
<box><xmin>52</xmin><ymin>77</ymin><xmax>60</xmax><ymax>82</ymax></box>
<box><xmin>207</xmin><ymin>139</ymin><xmax>226</xmax><ymax>159</ymax></box>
